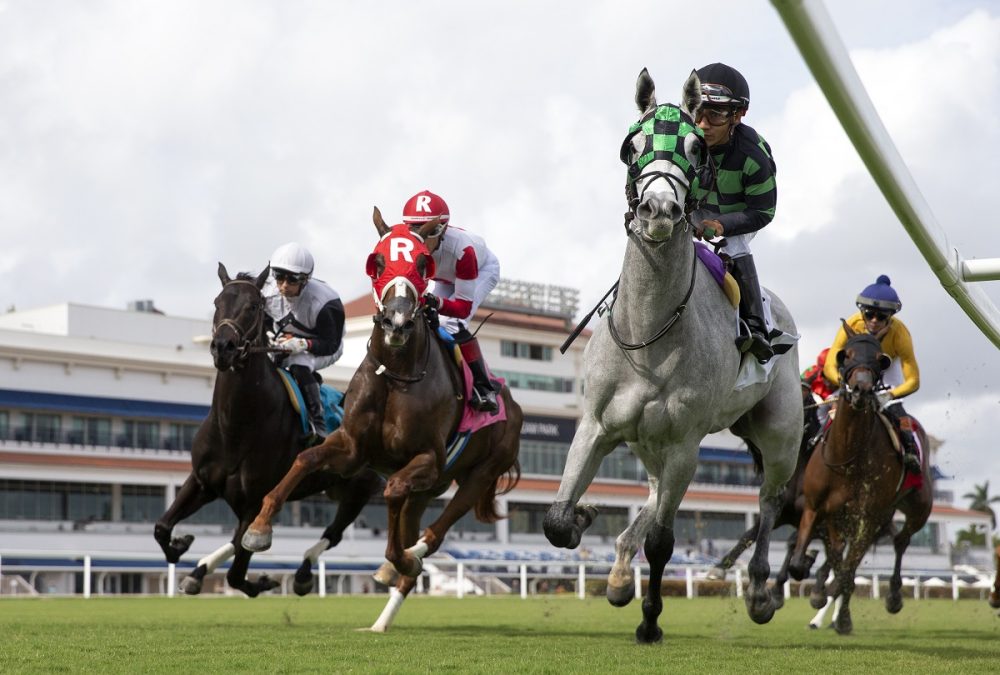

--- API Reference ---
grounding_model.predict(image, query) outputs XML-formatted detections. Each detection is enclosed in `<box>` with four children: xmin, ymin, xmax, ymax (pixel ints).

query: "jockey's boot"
<box><xmin>730</xmin><ymin>254</ymin><xmax>774</xmax><ymax>364</ymax></box>
<box><xmin>899</xmin><ymin>422</ymin><xmax>921</xmax><ymax>474</ymax></box>
<box><xmin>455</xmin><ymin>331</ymin><xmax>499</xmax><ymax>414</ymax></box>
<box><xmin>290</xmin><ymin>364</ymin><xmax>327</xmax><ymax>439</ymax></box>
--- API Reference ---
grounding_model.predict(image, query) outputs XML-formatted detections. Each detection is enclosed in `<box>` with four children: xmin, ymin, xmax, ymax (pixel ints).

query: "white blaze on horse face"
<box><xmin>390</xmin><ymin>237</ymin><xmax>415</xmax><ymax>262</ymax></box>
<box><xmin>635</xmin><ymin>155</ymin><xmax>688</xmax><ymax>240</ymax></box>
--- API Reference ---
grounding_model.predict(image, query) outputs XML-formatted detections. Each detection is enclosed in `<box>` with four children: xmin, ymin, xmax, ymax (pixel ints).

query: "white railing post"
<box><xmin>784</xmin><ymin>579</ymin><xmax>791</xmax><ymax>600</ymax></box>
<box><xmin>83</xmin><ymin>555</ymin><xmax>91</xmax><ymax>599</ymax></box>
<box><xmin>633</xmin><ymin>565</ymin><xmax>642</xmax><ymax>600</ymax></box>
<box><xmin>456</xmin><ymin>562</ymin><xmax>464</xmax><ymax>599</ymax></box>
<box><xmin>872</xmin><ymin>574</ymin><xmax>879</xmax><ymax>599</ymax></box>
<box><xmin>952</xmin><ymin>574</ymin><xmax>960</xmax><ymax>601</ymax></box>
<box><xmin>578</xmin><ymin>564</ymin><xmax>586</xmax><ymax>600</ymax></box>
<box><xmin>1</xmin><ymin>553</ymin><xmax>4</xmax><ymax>596</ymax></box>
<box><xmin>520</xmin><ymin>565</ymin><xmax>527</xmax><ymax>599</ymax></box>
<box><xmin>318</xmin><ymin>561</ymin><xmax>327</xmax><ymax>597</ymax></box>
<box><xmin>913</xmin><ymin>576</ymin><xmax>920</xmax><ymax>600</ymax></box>
<box><xmin>685</xmin><ymin>566</ymin><xmax>694</xmax><ymax>599</ymax></box>
<box><xmin>167</xmin><ymin>563</ymin><xmax>176</xmax><ymax>597</ymax></box>
<box><xmin>735</xmin><ymin>568</ymin><xmax>743</xmax><ymax>598</ymax></box>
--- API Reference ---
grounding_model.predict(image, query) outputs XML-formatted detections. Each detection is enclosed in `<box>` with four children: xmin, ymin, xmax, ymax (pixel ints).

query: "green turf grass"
<box><xmin>1</xmin><ymin>595</ymin><xmax>999</xmax><ymax>673</ymax></box>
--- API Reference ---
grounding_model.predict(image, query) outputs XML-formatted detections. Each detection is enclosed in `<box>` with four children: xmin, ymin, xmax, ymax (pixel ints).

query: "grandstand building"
<box><xmin>0</xmin><ymin>282</ymin><xmax>991</xmax><ymax>595</ymax></box>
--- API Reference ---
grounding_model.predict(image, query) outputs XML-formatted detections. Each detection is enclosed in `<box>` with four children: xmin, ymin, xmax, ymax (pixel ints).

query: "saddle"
<box><xmin>275</xmin><ymin>369</ymin><xmax>345</xmax><ymax>436</ymax></box>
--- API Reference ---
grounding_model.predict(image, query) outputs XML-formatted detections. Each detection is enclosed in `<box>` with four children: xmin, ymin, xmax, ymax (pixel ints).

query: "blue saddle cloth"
<box><xmin>277</xmin><ymin>368</ymin><xmax>345</xmax><ymax>435</ymax></box>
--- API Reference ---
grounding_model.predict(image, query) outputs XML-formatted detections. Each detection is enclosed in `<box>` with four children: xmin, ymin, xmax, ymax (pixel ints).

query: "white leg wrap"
<box><xmin>809</xmin><ymin>596</ymin><xmax>834</xmax><ymax>628</ymax></box>
<box><xmin>370</xmin><ymin>587</ymin><xmax>405</xmax><ymax>633</ymax></box>
<box><xmin>197</xmin><ymin>543</ymin><xmax>236</xmax><ymax>572</ymax></box>
<box><xmin>304</xmin><ymin>538</ymin><xmax>331</xmax><ymax>565</ymax></box>
<box><xmin>406</xmin><ymin>537</ymin><xmax>429</xmax><ymax>561</ymax></box>
<box><xmin>831</xmin><ymin>595</ymin><xmax>844</xmax><ymax>622</ymax></box>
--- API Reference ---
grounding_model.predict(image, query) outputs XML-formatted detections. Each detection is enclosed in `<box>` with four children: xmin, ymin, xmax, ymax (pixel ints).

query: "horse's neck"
<box><xmin>828</xmin><ymin>399</ymin><xmax>881</xmax><ymax>461</ymax></box>
<box><xmin>616</xmin><ymin>233</ymin><xmax>696</xmax><ymax>329</ymax></box>
<box><xmin>371</xmin><ymin>321</ymin><xmax>432</xmax><ymax>374</ymax></box>
<box><xmin>212</xmin><ymin>356</ymin><xmax>283</xmax><ymax>414</ymax></box>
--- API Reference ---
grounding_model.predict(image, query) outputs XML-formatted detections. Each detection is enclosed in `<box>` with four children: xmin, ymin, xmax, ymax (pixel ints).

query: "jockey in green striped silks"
<box><xmin>691</xmin><ymin>63</ymin><xmax>777</xmax><ymax>364</ymax></box>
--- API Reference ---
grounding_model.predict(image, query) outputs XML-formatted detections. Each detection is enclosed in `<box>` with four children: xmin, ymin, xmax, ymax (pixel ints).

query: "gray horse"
<box><xmin>543</xmin><ymin>68</ymin><xmax>802</xmax><ymax>644</ymax></box>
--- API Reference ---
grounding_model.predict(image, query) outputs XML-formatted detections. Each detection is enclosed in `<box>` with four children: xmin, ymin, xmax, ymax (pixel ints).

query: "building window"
<box><xmin>69</xmin><ymin>417</ymin><xmax>112</xmax><ymax>446</ymax></box>
<box><xmin>122</xmin><ymin>420</ymin><xmax>162</xmax><ymax>449</ymax></box>
<box><xmin>494</xmin><ymin>370</ymin><xmax>573</xmax><ymax>393</ymax></box>
<box><xmin>165</xmin><ymin>423</ymin><xmax>199</xmax><ymax>451</ymax></box>
<box><xmin>0</xmin><ymin>410</ymin><xmax>8</xmax><ymax>440</ymax></box>
<box><xmin>500</xmin><ymin>340</ymin><xmax>553</xmax><ymax>361</ymax></box>
<box><xmin>0</xmin><ymin>480</ymin><xmax>111</xmax><ymax>522</ymax></box>
<box><xmin>121</xmin><ymin>485</ymin><xmax>166</xmax><ymax>522</ymax></box>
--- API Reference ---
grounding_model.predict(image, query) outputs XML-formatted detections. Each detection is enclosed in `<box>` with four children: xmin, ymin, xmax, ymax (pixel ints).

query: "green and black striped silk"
<box><xmin>693</xmin><ymin>123</ymin><xmax>777</xmax><ymax>237</ymax></box>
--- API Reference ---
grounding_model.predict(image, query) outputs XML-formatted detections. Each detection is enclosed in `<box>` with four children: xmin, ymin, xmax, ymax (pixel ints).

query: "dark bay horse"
<box><xmin>153</xmin><ymin>264</ymin><xmax>383</xmax><ymax>597</ymax></box>
<box><xmin>243</xmin><ymin>211</ymin><xmax>522</xmax><ymax>631</ymax></box>
<box><xmin>990</xmin><ymin>545</ymin><xmax>1000</xmax><ymax>610</ymax></box>
<box><xmin>788</xmin><ymin>327</ymin><xmax>933</xmax><ymax>634</ymax></box>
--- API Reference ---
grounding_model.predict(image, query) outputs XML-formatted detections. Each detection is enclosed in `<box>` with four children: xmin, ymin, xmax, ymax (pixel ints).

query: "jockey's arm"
<box><xmin>886</xmin><ymin>321</ymin><xmax>920</xmax><ymax>399</ymax></box>
<box><xmin>437</xmin><ymin>245</ymin><xmax>478</xmax><ymax>319</ymax></box>
<box><xmin>823</xmin><ymin>328</ymin><xmax>849</xmax><ymax>388</ymax></box>
<box><xmin>711</xmin><ymin>155</ymin><xmax>776</xmax><ymax>237</ymax></box>
<box><xmin>305</xmin><ymin>299</ymin><xmax>346</xmax><ymax>357</ymax></box>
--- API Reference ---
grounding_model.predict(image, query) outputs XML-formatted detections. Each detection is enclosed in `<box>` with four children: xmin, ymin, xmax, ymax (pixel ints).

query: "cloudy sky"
<box><xmin>1</xmin><ymin>1</ymin><xmax>998</xmax><ymax>508</ymax></box>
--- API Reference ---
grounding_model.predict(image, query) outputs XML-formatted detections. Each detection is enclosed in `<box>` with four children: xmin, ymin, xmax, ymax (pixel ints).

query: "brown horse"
<box><xmin>788</xmin><ymin>326</ymin><xmax>933</xmax><ymax>634</ymax></box>
<box><xmin>243</xmin><ymin>209</ymin><xmax>522</xmax><ymax>631</ymax></box>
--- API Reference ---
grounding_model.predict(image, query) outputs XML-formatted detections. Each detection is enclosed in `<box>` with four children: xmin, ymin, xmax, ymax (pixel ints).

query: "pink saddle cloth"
<box><xmin>457</xmin><ymin>362</ymin><xmax>507</xmax><ymax>433</ymax></box>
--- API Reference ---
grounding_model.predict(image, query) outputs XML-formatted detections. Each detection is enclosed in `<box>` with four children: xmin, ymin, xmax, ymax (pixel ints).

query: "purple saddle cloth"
<box><xmin>694</xmin><ymin>242</ymin><xmax>726</xmax><ymax>286</ymax></box>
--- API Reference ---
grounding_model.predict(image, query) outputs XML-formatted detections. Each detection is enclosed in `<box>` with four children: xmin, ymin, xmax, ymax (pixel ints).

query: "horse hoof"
<box><xmin>989</xmin><ymin>595</ymin><xmax>1000</xmax><ymax>610</ymax></box>
<box><xmin>770</xmin><ymin>590</ymin><xmax>785</xmax><ymax>612</ymax></box>
<box><xmin>885</xmin><ymin>594</ymin><xmax>903</xmax><ymax>614</ymax></box>
<box><xmin>746</xmin><ymin>595</ymin><xmax>776</xmax><ymax>625</ymax></box>
<box><xmin>179</xmin><ymin>576</ymin><xmax>203</xmax><ymax>595</ymax></box>
<box><xmin>241</xmin><ymin>528</ymin><xmax>272</xmax><ymax>552</ymax></box>
<box><xmin>293</xmin><ymin>578</ymin><xmax>314</xmax><ymax>596</ymax></box>
<box><xmin>372</xmin><ymin>562</ymin><xmax>400</xmax><ymax>587</ymax></box>
<box><xmin>635</xmin><ymin>623</ymin><xmax>663</xmax><ymax>645</ymax></box>
<box><xmin>809</xmin><ymin>594</ymin><xmax>827</xmax><ymax>610</ymax></box>
<box><xmin>834</xmin><ymin>619</ymin><xmax>853</xmax><ymax>635</ymax></box>
<box><xmin>256</xmin><ymin>575</ymin><xmax>280</xmax><ymax>594</ymax></box>
<box><xmin>607</xmin><ymin>583</ymin><xmax>634</xmax><ymax>607</ymax></box>
<box><xmin>808</xmin><ymin>623</ymin><xmax>819</xmax><ymax>630</ymax></box>
<box><xmin>705</xmin><ymin>566</ymin><xmax>726</xmax><ymax>581</ymax></box>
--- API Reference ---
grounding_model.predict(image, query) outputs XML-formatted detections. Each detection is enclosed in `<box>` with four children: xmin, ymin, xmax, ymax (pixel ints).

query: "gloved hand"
<box><xmin>694</xmin><ymin>218</ymin><xmax>723</xmax><ymax>241</ymax></box>
<box><xmin>423</xmin><ymin>293</ymin><xmax>441</xmax><ymax>311</ymax></box>
<box><xmin>276</xmin><ymin>334</ymin><xmax>310</xmax><ymax>354</ymax></box>
<box><xmin>876</xmin><ymin>390</ymin><xmax>894</xmax><ymax>410</ymax></box>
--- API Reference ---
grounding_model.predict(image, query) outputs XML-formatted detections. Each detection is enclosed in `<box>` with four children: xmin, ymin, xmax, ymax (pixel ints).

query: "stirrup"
<box><xmin>748</xmin><ymin>335</ymin><xmax>774</xmax><ymax>364</ymax></box>
<box><xmin>470</xmin><ymin>387</ymin><xmax>499</xmax><ymax>414</ymax></box>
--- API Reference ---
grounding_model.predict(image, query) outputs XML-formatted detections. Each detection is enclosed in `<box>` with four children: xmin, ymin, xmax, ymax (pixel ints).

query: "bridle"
<box><xmin>212</xmin><ymin>280</ymin><xmax>270</xmax><ymax>366</ymax></box>
<box><xmin>368</xmin><ymin>290</ymin><xmax>434</xmax><ymax>384</ymax></box>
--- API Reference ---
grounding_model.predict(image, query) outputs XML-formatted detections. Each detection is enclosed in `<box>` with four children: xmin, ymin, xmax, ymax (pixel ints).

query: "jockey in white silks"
<box><xmin>402</xmin><ymin>189</ymin><xmax>501</xmax><ymax>414</ymax></box>
<box><xmin>262</xmin><ymin>242</ymin><xmax>346</xmax><ymax>436</ymax></box>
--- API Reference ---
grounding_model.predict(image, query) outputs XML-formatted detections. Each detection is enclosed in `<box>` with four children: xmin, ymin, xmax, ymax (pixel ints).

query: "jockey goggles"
<box><xmin>861</xmin><ymin>307</ymin><xmax>892</xmax><ymax>321</ymax></box>
<box><xmin>273</xmin><ymin>269</ymin><xmax>307</xmax><ymax>284</ymax></box>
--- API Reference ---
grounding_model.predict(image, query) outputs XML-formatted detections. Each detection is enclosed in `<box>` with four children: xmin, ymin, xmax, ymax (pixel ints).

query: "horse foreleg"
<box><xmin>887</xmin><ymin>526</ymin><xmax>915</xmax><ymax>614</ymax></box>
<box><xmin>370</xmin><ymin>575</ymin><xmax>417</xmax><ymax>633</ymax></box>
<box><xmin>707</xmin><ymin>521</ymin><xmax>760</xmax><ymax>580</ymax></box>
<box><xmin>788</xmin><ymin>506</ymin><xmax>820</xmax><ymax>581</ymax></box>
<box><xmin>810</xmin><ymin>557</ymin><xmax>834</xmax><ymax>609</ymax></box>
<box><xmin>607</xmin><ymin>482</ymin><xmax>657</xmax><ymax>607</ymax></box>
<box><xmin>769</xmin><ymin>529</ymin><xmax>799</xmax><ymax>611</ymax></box>
<box><xmin>154</xmin><ymin>473</ymin><xmax>216</xmax><ymax>563</ymax></box>
<box><xmin>243</xmin><ymin>438</ymin><xmax>341</xmax><ymax>552</ymax></box>
<box><xmin>544</xmin><ymin>420</ymin><xmax>618</xmax><ymax>549</ymax></box>
<box><xmin>294</xmin><ymin>471</ymin><xmax>384</xmax><ymax>596</ymax></box>
<box><xmin>178</xmin><ymin>542</ymin><xmax>235</xmax><ymax>595</ymax></box>
<box><xmin>636</xmin><ymin>521</ymin><xmax>674</xmax><ymax>645</ymax></box>
<box><xmin>384</xmin><ymin>452</ymin><xmax>439</xmax><ymax>578</ymax></box>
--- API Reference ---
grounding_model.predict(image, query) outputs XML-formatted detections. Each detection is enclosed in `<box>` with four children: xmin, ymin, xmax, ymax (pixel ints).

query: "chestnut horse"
<box><xmin>243</xmin><ymin>211</ymin><xmax>522</xmax><ymax>632</ymax></box>
<box><xmin>154</xmin><ymin>265</ymin><xmax>383</xmax><ymax>596</ymax></box>
<box><xmin>990</xmin><ymin>545</ymin><xmax>1000</xmax><ymax>610</ymax></box>
<box><xmin>788</xmin><ymin>327</ymin><xmax>933</xmax><ymax>634</ymax></box>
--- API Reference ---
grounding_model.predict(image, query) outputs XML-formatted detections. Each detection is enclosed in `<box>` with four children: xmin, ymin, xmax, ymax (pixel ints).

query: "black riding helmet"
<box><xmin>696</xmin><ymin>63</ymin><xmax>750</xmax><ymax>111</ymax></box>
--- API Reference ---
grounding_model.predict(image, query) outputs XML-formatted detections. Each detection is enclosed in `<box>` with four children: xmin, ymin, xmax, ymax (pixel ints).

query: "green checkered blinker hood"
<box><xmin>620</xmin><ymin>104</ymin><xmax>714</xmax><ymax>206</ymax></box>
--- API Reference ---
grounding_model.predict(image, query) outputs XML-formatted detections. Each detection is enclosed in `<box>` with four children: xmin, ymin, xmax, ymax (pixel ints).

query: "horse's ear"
<box><xmin>840</xmin><ymin>318</ymin><xmax>855</xmax><ymax>338</ymax></box>
<box><xmin>878</xmin><ymin>353</ymin><xmax>892</xmax><ymax>372</ymax></box>
<box><xmin>218</xmin><ymin>262</ymin><xmax>231</xmax><ymax>286</ymax></box>
<box><xmin>255</xmin><ymin>265</ymin><xmax>270</xmax><ymax>290</ymax></box>
<box><xmin>417</xmin><ymin>217</ymin><xmax>443</xmax><ymax>242</ymax></box>
<box><xmin>417</xmin><ymin>252</ymin><xmax>436</xmax><ymax>280</ymax></box>
<box><xmin>373</xmin><ymin>206</ymin><xmax>390</xmax><ymax>237</ymax></box>
<box><xmin>836</xmin><ymin>348</ymin><xmax>847</xmax><ymax>368</ymax></box>
<box><xmin>636</xmin><ymin>67</ymin><xmax>656</xmax><ymax>113</ymax></box>
<box><xmin>681</xmin><ymin>69</ymin><xmax>702</xmax><ymax>117</ymax></box>
<box><xmin>366</xmin><ymin>252</ymin><xmax>385</xmax><ymax>280</ymax></box>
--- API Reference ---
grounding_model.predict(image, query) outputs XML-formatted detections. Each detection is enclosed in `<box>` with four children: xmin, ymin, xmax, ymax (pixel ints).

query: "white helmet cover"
<box><xmin>271</xmin><ymin>242</ymin><xmax>315</xmax><ymax>276</ymax></box>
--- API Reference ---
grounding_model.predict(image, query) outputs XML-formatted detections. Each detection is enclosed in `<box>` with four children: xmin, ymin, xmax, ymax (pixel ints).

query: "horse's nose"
<box><xmin>851</xmin><ymin>369</ymin><xmax>875</xmax><ymax>390</ymax></box>
<box><xmin>636</xmin><ymin>195</ymin><xmax>682</xmax><ymax>224</ymax></box>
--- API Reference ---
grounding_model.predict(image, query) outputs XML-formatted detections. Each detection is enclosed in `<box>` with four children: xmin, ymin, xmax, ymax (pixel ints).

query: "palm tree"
<box><xmin>962</xmin><ymin>481</ymin><xmax>1000</xmax><ymax>530</ymax></box>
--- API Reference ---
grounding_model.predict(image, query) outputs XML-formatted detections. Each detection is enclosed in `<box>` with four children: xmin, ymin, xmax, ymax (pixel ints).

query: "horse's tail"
<box><xmin>473</xmin><ymin>458</ymin><xmax>521</xmax><ymax>524</ymax></box>
<box><xmin>745</xmin><ymin>440</ymin><xmax>764</xmax><ymax>476</ymax></box>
